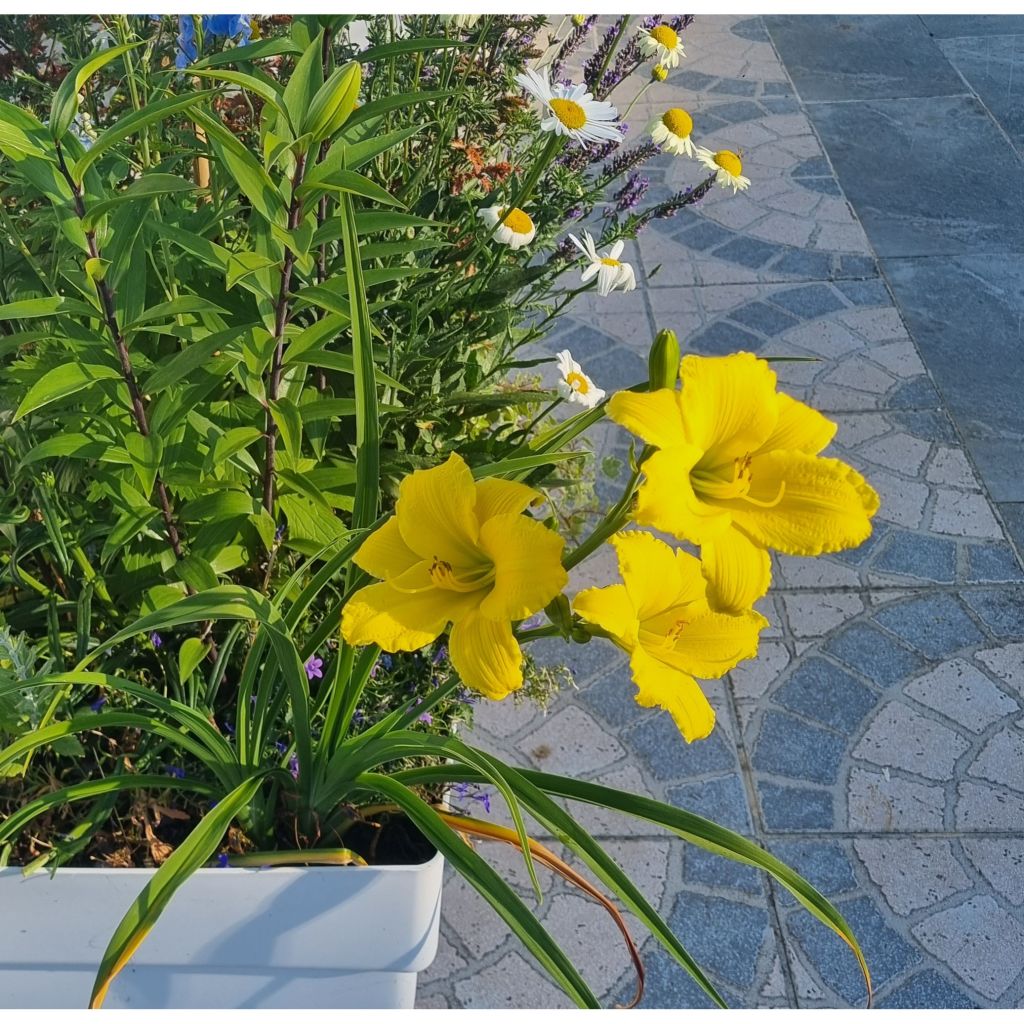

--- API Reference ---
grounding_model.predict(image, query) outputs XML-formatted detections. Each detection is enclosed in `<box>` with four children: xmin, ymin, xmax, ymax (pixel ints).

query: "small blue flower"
<box><xmin>432</xmin><ymin>645</ymin><xmax>447</xmax><ymax>665</ymax></box>
<box><xmin>304</xmin><ymin>655</ymin><xmax>324</xmax><ymax>681</ymax></box>
<box><xmin>274</xmin><ymin>740</ymin><xmax>287</xmax><ymax>754</ymax></box>
<box><xmin>150</xmin><ymin>631</ymin><xmax>163</xmax><ymax>649</ymax></box>
<box><xmin>418</xmin><ymin>710</ymin><xmax>433</xmax><ymax>725</ymax></box>
<box><xmin>216</xmin><ymin>852</ymin><xmax>230</xmax><ymax>868</ymax></box>
<box><xmin>175</xmin><ymin>15</ymin><xmax>198</xmax><ymax>69</ymax></box>
<box><xmin>453</xmin><ymin>781</ymin><xmax>470</xmax><ymax>799</ymax></box>
<box><xmin>379</xmin><ymin>653</ymin><xmax>393</xmax><ymax>671</ymax></box>
<box><xmin>289</xmin><ymin>753</ymin><xmax>300</xmax><ymax>780</ymax></box>
<box><xmin>475</xmin><ymin>791</ymin><xmax>492</xmax><ymax>814</ymax></box>
<box><xmin>352</xmin><ymin>708</ymin><xmax>365</xmax><ymax>724</ymax></box>
<box><xmin>89</xmin><ymin>694</ymin><xmax>107</xmax><ymax>712</ymax></box>
<box><xmin>202</xmin><ymin>15</ymin><xmax>252</xmax><ymax>43</ymax></box>
<box><xmin>165</xmin><ymin>765</ymin><xmax>186</xmax><ymax>779</ymax></box>
<box><xmin>274</xmin><ymin>523</ymin><xmax>286</xmax><ymax>542</ymax></box>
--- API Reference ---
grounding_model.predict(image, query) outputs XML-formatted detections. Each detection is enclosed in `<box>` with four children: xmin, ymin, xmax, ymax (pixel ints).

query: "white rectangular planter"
<box><xmin>0</xmin><ymin>852</ymin><xmax>443</xmax><ymax>1009</ymax></box>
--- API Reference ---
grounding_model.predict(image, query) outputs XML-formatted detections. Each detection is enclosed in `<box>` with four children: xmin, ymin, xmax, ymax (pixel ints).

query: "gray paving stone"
<box><xmin>966</xmin><ymin>543</ymin><xmax>1024</xmax><ymax>583</ymax></box>
<box><xmin>625</xmin><ymin>710</ymin><xmax>739</xmax><ymax>781</ymax></box>
<box><xmin>751</xmin><ymin>709</ymin><xmax>847</xmax><ymax>785</ymax></box>
<box><xmin>872</xmin><ymin>532</ymin><xmax>957</xmax><ymax>584</ymax></box>
<box><xmin>912</xmin><ymin>895</ymin><xmax>1024</xmax><ymax>1000</ymax></box>
<box><xmin>955</xmin><ymin>781</ymin><xmax>1024</xmax><ymax>830</ymax></box>
<box><xmin>772</xmin><ymin>657</ymin><xmax>878</xmax><ymax>733</ymax></box>
<box><xmin>853</xmin><ymin>702</ymin><xmax>971</xmax><ymax>781</ymax></box>
<box><xmin>522</xmin><ymin>705</ymin><xmax>626</xmax><ymax>776</ymax></box>
<box><xmin>765</xmin><ymin>15</ymin><xmax>968</xmax><ymax>101</ymax></box>
<box><xmin>920</xmin><ymin>15</ymin><xmax>1024</xmax><ymax>36</ymax></box>
<box><xmin>904</xmin><ymin>659</ymin><xmax>1020</xmax><ymax>733</ymax></box>
<box><xmin>873</xmin><ymin>594</ymin><xmax>985</xmax><ymax>660</ymax></box>
<box><xmin>854</xmin><ymin>838</ymin><xmax>972</xmax><ymax>915</ymax></box>
<box><xmin>769</xmin><ymin>839</ymin><xmax>858</xmax><ymax>904</ymax></box>
<box><xmin>823</xmin><ymin>622</ymin><xmax>925</xmax><ymax>687</ymax></box>
<box><xmin>683</xmin><ymin>845</ymin><xmax>764</xmax><ymax>896</ymax></box>
<box><xmin>962</xmin><ymin>587</ymin><xmax>1024</xmax><ymax>637</ymax></box>
<box><xmin>930</xmin><ymin>489</ymin><xmax>1005</xmax><ymax>539</ymax></box>
<box><xmin>847</xmin><ymin>765</ymin><xmax>946</xmax><ymax>831</ymax></box>
<box><xmin>786</xmin><ymin>895</ymin><xmax>921</xmax><ymax>1005</ymax></box>
<box><xmin>811</xmin><ymin>97</ymin><xmax>1024</xmax><ymax>256</ymax></box>
<box><xmin>961</xmin><ymin>839</ymin><xmax>1024</xmax><ymax>907</ymax></box>
<box><xmin>879</xmin><ymin>969</ymin><xmax>978</xmax><ymax>1009</ymax></box>
<box><xmin>667</xmin><ymin>775</ymin><xmax>753</xmax><ymax>833</ymax></box>
<box><xmin>967</xmin><ymin>727</ymin><xmax>1024</xmax><ymax>793</ymax></box>
<box><xmin>758</xmin><ymin>781</ymin><xmax>835</xmax><ymax>832</ymax></box>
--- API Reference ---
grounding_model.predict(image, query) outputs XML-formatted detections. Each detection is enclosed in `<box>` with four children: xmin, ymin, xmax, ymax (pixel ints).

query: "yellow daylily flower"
<box><xmin>574</xmin><ymin>532</ymin><xmax>766</xmax><ymax>741</ymax></box>
<box><xmin>341</xmin><ymin>453</ymin><xmax>568</xmax><ymax>700</ymax></box>
<box><xmin>607</xmin><ymin>352</ymin><xmax>880</xmax><ymax>614</ymax></box>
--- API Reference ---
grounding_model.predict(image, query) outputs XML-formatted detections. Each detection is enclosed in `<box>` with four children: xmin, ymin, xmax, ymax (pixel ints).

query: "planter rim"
<box><xmin>0</xmin><ymin>847</ymin><xmax>443</xmax><ymax>878</ymax></box>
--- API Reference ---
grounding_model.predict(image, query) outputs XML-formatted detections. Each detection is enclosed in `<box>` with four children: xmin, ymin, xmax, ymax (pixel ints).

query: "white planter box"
<box><xmin>0</xmin><ymin>852</ymin><xmax>443</xmax><ymax>1009</ymax></box>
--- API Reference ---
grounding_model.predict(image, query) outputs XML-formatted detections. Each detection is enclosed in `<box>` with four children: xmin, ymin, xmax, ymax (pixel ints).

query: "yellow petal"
<box><xmin>679</xmin><ymin>352</ymin><xmax>778</xmax><ymax>463</ymax></box>
<box><xmin>353</xmin><ymin>516</ymin><xmax>420</xmax><ymax>580</ymax></box>
<box><xmin>607</xmin><ymin>388</ymin><xmax>686</xmax><ymax>450</ymax></box>
<box><xmin>629</xmin><ymin>645</ymin><xmax>715</xmax><ymax>742</ymax></box>
<box><xmin>477</xmin><ymin>512</ymin><xmax>567</xmax><ymax>621</ymax></box>
<box><xmin>659</xmin><ymin>607</ymin><xmax>767</xmax><ymax>679</ymax></box>
<box><xmin>701</xmin><ymin>527</ymin><xmax>772</xmax><ymax>614</ymax></box>
<box><xmin>611</xmin><ymin>531</ymin><xmax>704</xmax><ymax>620</ymax></box>
<box><xmin>573</xmin><ymin>583</ymin><xmax>638</xmax><ymax>648</ymax></box>
<box><xmin>731</xmin><ymin>450</ymin><xmax>880</xmax><ymax>556</ymax></box>
<box><xmin>756</xmin><ymin>393</ymin><xmax>836</xmax><ymax>456</ymax></box>
<box><xmin>634</xmin><ymin>445</ymin><xmax>732</xmax><ymax>544</ymax></box>
<box><xmin>341</xmin><ymin>580</ymin><xmax>472</xmax><ymax>652</ymax></box>
<box><xmin>474</xmin><ymin>476</ymin><xmax>542</xmax><ymax>525</ymax></box>
<box><xmin>449</xmin><ymin>609</ymin><xmax>524</xmax><ymax>699</ymax></box>
<box><xmin>396</xmin><ymin>453</ymin><xmax>481</xmax><ymax>567</ymax></box>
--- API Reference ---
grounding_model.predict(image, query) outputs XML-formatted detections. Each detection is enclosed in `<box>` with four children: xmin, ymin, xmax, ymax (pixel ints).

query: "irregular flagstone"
<box><xmin>854</xmin><ymin>838</ymin><xmax>972</xmax><ymax>916</ymax></box>
<box><xmin>853</xmin><ymin>703</ymin><xmax>970</xmax><ymax>781</ymax></box>
<box><xmin>903</xmin><ymin>659</ymin><xmax>1020</xmax><ymax>734</ymax></box>
<box><xmin>961</xmin><ymin>839</ymin><xmax>1024</xmax><ymax>907</ymax></box>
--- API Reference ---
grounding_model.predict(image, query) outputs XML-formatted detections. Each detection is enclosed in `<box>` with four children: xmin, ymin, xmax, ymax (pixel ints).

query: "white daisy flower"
<box><xmin>514</xmin><ymin>67</ymin><xmax>621</xmax><ymax>145</ymax></box>
<box><xmin>477</xmin><ymin>204</ymin><xmax>536</xmax><ymax>249</ymax></box>
<box><xmin>440</xmin><ymin>14</ymin><xmax>480</xmax><ymax>29</ymax></box>
<box><xmin>639</xmin><ymin>23</ymin><xmax>686</xmax><ymax>68</ymax></box>
<box><xmin>556</xmin><ymin>349</ymin><xmax>605</xmax><ymax>408</ymax></box>
<box><xmin>569</xmin><ymin>231</ymin><xmax>637</xmax><ymax>297</ymax></box>
<box><xmin>650</xmin><ymin>107</ymin><xmax>696</xmax><ymax>157</ymax></box>
<box><xmin>696</xmin><ymin>147</ymin><xmax>751</xmax><ymax>193</ymax></box>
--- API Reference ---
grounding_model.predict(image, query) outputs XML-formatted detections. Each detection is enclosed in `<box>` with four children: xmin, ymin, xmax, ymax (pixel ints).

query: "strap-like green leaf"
<box><xmin>14</xmin><ymin>363</ymin><xmax>121</xmax><ymax>421</ymax></box>
<box><xmin>50</xmin><ymin>42</ymin><xmax>144</xmax><ymax>140</ymax></box>
<box><xmin>88</xmin><ymin>774</ymin><xmax>267</xmax><ymax>1008</ymax></box>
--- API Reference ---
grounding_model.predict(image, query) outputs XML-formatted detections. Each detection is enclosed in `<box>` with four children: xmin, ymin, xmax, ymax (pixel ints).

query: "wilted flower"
<box><xmin>568</xmin><ymin>231</ymin><xmax>637</xmax><ymax>297</ymax></box>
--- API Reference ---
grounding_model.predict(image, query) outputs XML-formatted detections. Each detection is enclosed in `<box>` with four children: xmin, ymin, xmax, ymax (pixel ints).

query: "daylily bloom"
<box><xmin>341</xmin><ymin>453</ymin><xmax>568</xmax><ymax>699</ymax></box>
<box><xmin>696</xmin><ymin>147</ymin><xmax>750</xmax><ymax>193</ymax></box>
<box><xmin>569</xmin><ymin>231</ymin><xmax>637</xmax><ymax>297</ymax></box>
<box><xmin>515</xmin><ymin>67</ymin><xmax>621</xmax><ymax>145</ymax></box>
<box><xmin>574</xmin><ymin>532</ymin><xmax>766</xmax><ymax>741</ymax></box>
<box><xmin>556</xmin><ymin>349</ymin><xmax>606</xmax><ymax>408</ymax></box>
<box><xmin>607</xmin><ymin>352</ymin><xmax>880</xmax><ymax>613</ymax></box>
<box><xmin>639</xmin><ymin>23</ymin><xmax>686</xmax><ymax>67</ymax></box>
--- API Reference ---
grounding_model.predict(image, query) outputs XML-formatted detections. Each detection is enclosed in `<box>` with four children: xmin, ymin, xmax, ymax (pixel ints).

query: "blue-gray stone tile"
<box><xmin>578</xmin><ymin>664</ymin><xmax>646</xmax><ymax>729</ymax></box>
<box><xmin>626</xmin><ymin>713</ymin><xmax>738</xmax><ymax>781</ymax></box>
<box><xmin>713</xmin><ymin>236</ymin><xmax>781</xmax><ymax>269</ymax></box>
<box><xmin>920</xmin><ymin>15</ymin><xmax>1024</xmax><ymax>37</ymax></box>
<box><xmin>765</xmin><ymin>15</ymin><xmax>967</xmax><ymax>100</ymax></box>
<box><xmin>938</xmin><ymin>33</ymin><xmax>1024</xmax><ymax>154</ymax></box>
<box><xmin>706</xmin><ymin>100</ymin><xmax>765</xmax><ymax>125</ymax></box>
<box><xmin>887</xmin><ymin>376</ymin><xmax>943</xmax><ymax>410</ymax></box>
<box><xmin>758</xmin><ymin>782</ymin><xmax>834</xmax><ymax>832</ymax></box>
<box><xmin>891</xmin><ymin>409</ymin><xmax>959</xmax><ymax>444</ymax></box>
<box><xmin>614</xmin><ymin>940</ymin><xmax>731</xmax><ymax>1009</ymax></box>
<box><xmin>769</xmin><ymin>839</ymin><xmax>858</xmax><ymax>906</ymax></box>
<box><xmin>809</xmin><ymin>96</ymin><xmax>1024</xmax><ymax>256</ymax></box>
<box><xmin>882</xmin><ymin>255</ymin><xmax>1024</xmax><ymax>498</ymax></box>
<box><xmin>773</xmin><ymin>249</ymin><xmax>832</xmax><ymax>278</ymax></box>
<box><xmin>689</xmin><ymin>321</ymin><xmax>766</xmax><ymax>355</ymax></box>
<box><xmin>709</xmin><ymin>77</ymin><xmax>759</xmax><ymax>96</ymax></box>
<box><xmin>728</xmin><ymin>301</ymin><xmax>800</xmax><ymax>336</ymax></box>
<box><xmin>785</xmin><ymin>895</ymin><xmax>922</xmax><ymax>1005</ymax></box>
<box><xmin>999</xmin><ymin>503</ymin><xmax>1024</xmax><ymax>561</ymax></box>
<box><xmin>966</xmin><ymin>543</ymin><xmax>1024</xmax><ymax>583</ymax></box>
<box><xmin>751</xmin><ymin>710</ymin><xmax>846</xmax><ymax>785</ymax></box>
<box><xmin>873</xmin><ymin>531</ymin><xmax>957</xmax><ymax>584</ymax></box>
<box><xmin>667</xmin><ymin>775</ymin><xmax>753</xmax><ymax>833</ymax></box>
<box><xmin>879</xmin><ymin>969</ymin><xmax>978</xmax><ymax>1009</ymax></box>
<box><xmin>669</xmin><ymin>892</ymin><xmax>771</xmax><ymax>990</ymax></box>
<box><xmin>772</xmin><ymin>657</ymin><xmax>879</xmax><ymax>733</ymax></box>
<box><xmin>683</xmin><ymin>845</ymin><xmax>764</xmax><ymax>895</ymax></box>
<box><xmin>823</xmin><ymin>622</ymin><xmax>925</xmax><ymax>687</ymax></box>
<box><xmin>873</xmin><ymin>594</ymin><xmax>985</xmax><ymax>659</ymax></box>
<box><xmin>731</xmin><ymin>17</ymin><xmax>769</xmax><ymax>42</ymax></box>
<box><xmin>834</xmin><ymin>278</ymin><xmax>889</xmax><ymax>307</ymax></box>
<box><xmin>962</xmin><ymin>587</ymin><xmax>1024</xmax><ymax>637</ymax></box>
<box><xmin>771</xmin><ymin>284</ymin><xmax>847</xmax><ymax>318</ymax></box>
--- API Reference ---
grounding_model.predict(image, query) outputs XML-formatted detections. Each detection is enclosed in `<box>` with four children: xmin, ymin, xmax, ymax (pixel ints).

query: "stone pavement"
<box><xmin>417</xmin><ymin>16</ymin><xmax>1024</xmax><ymax>1009</ymax></box>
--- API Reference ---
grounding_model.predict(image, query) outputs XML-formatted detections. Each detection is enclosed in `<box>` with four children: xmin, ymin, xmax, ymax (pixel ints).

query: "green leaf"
<box><xmin>189</xmin><ymin>68</ymin><xmax>286</xmax><ymax>117</ymax></box>
<box><xmin>73</xmin><ymin>92</ymin><xmax>217</xmax><ymax>183</ymax></box>
<box><xmin>20</xmin><ymin>433</ymin><xmax>111</xmax><ymax>466</ymax></box>
<box><xmin>82</xmin><ymin>174</ymin><xmax>198</xmax><ymax>230</ymax></box>
<box><xmin>269</xmin><ymin>397</ymin><xmax>303</xmax><ymax>462</ymax></box>
<box><xmin>177</xmin><ymin>638</ymin><xmax>208</xmax><ymax>681</ymax></box>
<box><xmin>343</xmin><ymin>90</ymin><xmax>453</xmax><ymax>133</ymax></box>
<box><xmin>339</xmin><ymin>191</ymin><xmax>379</xmax><ymax>534</ymax></box>
<box><xmin>125</xmin><ymin>296</ymin><xmax>228</xmax><ymax>332</ymax></box>
<box><xmin>277</xmin><ymin>468</ymin><xmax>332</xmax><ymax>511</ymax></box>
<box><xmin>226</xmin><ymin>251</ymin><xmax>279</xmax><ymax>291</ymax></box>
<box><xmin>0</xmin><ymin>296</ymin><xmax>97</xmax><ymax>321</ymax></box>
<box><xmin>191</xmin><ymin>36</ymin><xmax>303</xmax><ymax>69</ymax></box>
<box><xmin>14</xmin><ymin>363</ymin><xmax>121</xmax><ymax>420</ymax></box>
<box><xmin>305</xmin><ymin>61</ymin><xmax>361</xmax><ymax>141</ymax></box>
<box><xmin>352</xmin><ymin>210</ymin><xmax>449</xmax><ymax>235</ymax></box>
<box><xmin>282</xmin><ymin>32</ymin><xmax>325</xmax><ymax>139</ymax></box>
<box><xmin>181</xmin><ymin>491</ymin><xmax>255</xmax><ymax>523</ymax></box>
<box><xmin>142</xmin><ymin>326</ymin><xmax>244</xmax><ymax>394</ymax></box>
<box><xmin>277</xmin><ymin>493</ymin><xmax>347</xmax><ymax>554</ymax></box>
<box><xmin>124</xmin><ymin>432</ymin><xmax>162</xmax><ymax>497</ymax></box>
<box><xmin>298</xmin><ymin>168</ymin><xmax>406</xmax><ymax>209</ymax></box>
<box><xmin>175</xmin><ymin>555</ymin><xmax>219</xmax><ymax>593</ymax></box>
<box><xmin>356</xmin><ymin>38</ymin><xmax>468</xmax><ymax>63</ymax></box>
<box><xmin>50</xmin><ymin>43</ymin><xmax>144</xmax><ymax>140</ymax></box>
<box><xmin>213</xmin><ymin>426</ymin><xmax>263</xmax><ymax>466</ymax></box>
<box><xmin>471</xmin><ymin>451</ymin><xmax>584</xmax><ymax>481</ymax></box>
<box><xmin>89</xmin><ymin>775</ymin><xmax>266</xmax><ymax>1008</ymax></box>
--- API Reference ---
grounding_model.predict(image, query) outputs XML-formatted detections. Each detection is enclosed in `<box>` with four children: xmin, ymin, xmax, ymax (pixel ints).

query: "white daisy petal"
<box><xmin>555</xmin><ymin>348</ymin><xmax>604</xmax><ymax>408</ymax></box>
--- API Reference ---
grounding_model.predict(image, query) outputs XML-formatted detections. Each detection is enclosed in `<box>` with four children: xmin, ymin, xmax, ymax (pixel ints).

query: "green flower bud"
<box><xmin>304</xmin><ymin>61</ymin><xmax>362</xmax><ymax>143</ymax></box>
<box><xmin>544</xmin><ymin>594</ymin><xmax>573</xmax><ymax>638</ymax></box>
<box><xmin>648</xmin><ymin>328</ymin><xmax>681</xmax><ymax>391</ymax></box>
<box><xmin>651</xmin><ymin>63</ymin><xmax>669</xmax><ymax>82</ymax></box>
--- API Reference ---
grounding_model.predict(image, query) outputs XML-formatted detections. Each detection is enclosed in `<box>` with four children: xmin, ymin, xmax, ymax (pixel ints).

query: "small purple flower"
<box><xmin>89</xmin><ymin>694</ymin><xmax>107</xmax><ymax>712</ymax></box>
<box><xmin>453</xmin><ymin>781</ymin><xmax>471</xmax><ymax>799</ymax></box>
<box><xmin>352</xmin><ymin>708</ymin><xmax>365</xmax><ymax>725</ymax></box>
<box><xmin>216</xmin><ymin>853</ymin><xmax>230</xmax><ymax>868</ymax></box>
<box><xmin>222</xmin><ymin>720</ymin><xmax>235</xmax><ymax>735</ymax></box>
<box><xmin>274</xmin><ymin>523</ymin><xmax>286</xmax><ymax>542</ymax></box>
<box><xmin>476</xmin><ymin>791</ymin><xmax>492</xmax><ymax>814</ymax></box>
<box><xmin>289</xmin><ymin>753</ymin><xmax>300</xmax><ymax>780</ymax></box>
<box><xmin>274</xmin><ymin>740</ymin><xmax>287</xmax><ymax>754</ymax></box>
<box><xmin>150</xmin><ymin>631</ymin><xmax>163</xmax><ymax>649</ymax></box>
<box><xmin>419</xmin><ymin>711</ymin><xmax>433</xmax><ymax>725</ymax></box>
<box><xmin>379</xmin><ymin>653</ymin><xmax>393</xmax><ymax>671</ymax></box>
<box><xmin>432</xmin><ymin>645</ymin><xmax>447</xmax><ymax>665</ymax></box>
<box><xmin>165</xmin><ymin>765</ymin><xmax>186</xmax><ymax>779</ymax></box>
<box><xmin>304</xmin><ymin>655</ymin><xmax>324</xmax><ymax>681</ymax></box>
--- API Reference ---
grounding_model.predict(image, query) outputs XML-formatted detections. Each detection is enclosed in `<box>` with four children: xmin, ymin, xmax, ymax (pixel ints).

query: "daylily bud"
<box><xmin>304</xmin><ymin>61</ymin><xmax>361</xmax><ymax>142</ymax></box>
<box><xmin>651</xmin><ymin>64</ymin><xmax>669</xmax><ymax>82</ymax></box>
<box><xmin>648</xmin><ymin>328</ymin><xmax>681</xmax><ymax>391</ymax></box>
<box><xmin>544</xmin><ymin>594</ymin><xmax>573</xmax><ymax>638</ymax></box>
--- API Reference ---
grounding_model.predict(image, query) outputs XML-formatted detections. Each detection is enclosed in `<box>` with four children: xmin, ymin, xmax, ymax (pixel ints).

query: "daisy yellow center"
<box><xmin>503</xmin><ymin>207</ymin><xmax>534</xmax><ymax>234</ymax></box>
<box><xmin>662</xmin><ymin>108</ymin><xmax>693</xmax><ymax>137</ymax></box>
<box><xmin>651</xmin><ymin>24</ymin><xmax>679</xmax><ymax>49</ymax></box>
<box><xmin>549</xmin><ymin>97</ymin><xmax>587</xmax><ymax>130</ymax></box>
<box><xmin>714</xmin><ymin>150</ymin><xmax>743</xmax><ymax>176</ymax></box>
<box><xmin>600</xmin><ymin>257</ymin><xmax>622</xmax><ymax>267</ymax></box>
<box><xmin>565</xmin><ymin>371</ymin><xmax>591</xmax><ymax>394</ymax></box>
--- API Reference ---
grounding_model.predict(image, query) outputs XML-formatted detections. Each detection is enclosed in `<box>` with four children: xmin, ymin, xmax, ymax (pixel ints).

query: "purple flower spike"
<box><xmin>150</xmin><ymin>631</ymin><xmax>163</xmax><ymax>649</ymax></box>
<box><xmin>289</xmin><ymin>753</ymin><xmax>300</xmax><ymax>780</ymax></box>
<box><xmin>432</xmin><ymin>645</ymin><xmax>448</xmax><ymax>665</ymax></box>
<box><xmin>304</xmin><ymin>655</ymin><xmax>324</xmax><ymax>681</ymax></box>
